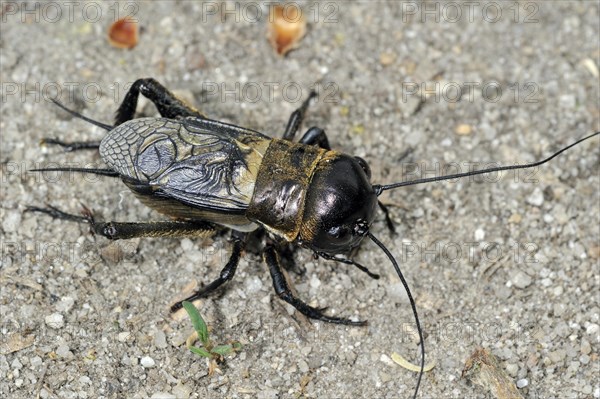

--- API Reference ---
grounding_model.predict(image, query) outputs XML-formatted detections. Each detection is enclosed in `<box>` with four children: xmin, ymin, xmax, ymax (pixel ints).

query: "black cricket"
<box><xmin>27</xmin><ymin>78</ymin><xmax>599</xmax><ymax>398</ymax></box>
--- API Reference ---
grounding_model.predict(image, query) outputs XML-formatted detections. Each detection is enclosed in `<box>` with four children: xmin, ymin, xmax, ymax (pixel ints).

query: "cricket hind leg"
<box><xmin>24</xmin><ymin>205</ymin><xmax>218</xmax><ymax>240</ymax></box>
<box><xmin>115</xmin><ymin>78</ymin><xmax>206</xmax><ymax>125</ymax></box>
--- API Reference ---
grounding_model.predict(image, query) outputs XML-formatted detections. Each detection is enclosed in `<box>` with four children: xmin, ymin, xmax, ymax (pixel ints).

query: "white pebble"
<box><xmin>180</xmin><ymin>238</ymin><xmax>194</xmax><ymax>251</ymax></box>
<box><xmin>516</xmin><ymin>378</ymin><xmax>529</xmax><ymax>388</ymax></box>
<box><xmin>56</xmin><ymin>344</ymin><xmax>72</xmax><ymax>358</ymax></box>
<box><xmin>505</xmin><ymin>363</ymin><xmax>518</xmax><ymax>377</ymax></box>
<box><xmin>298</xmin><ymin>359</ymin><xmax>309</xmax><ymax>373</ymax></box>
<box><xmin>586</xmin><ymin>323</ymin><xmax>599</xmax><ymax>335</ymax></box>
<box><xmin>526</xmin><ymin>188</ymin><xmax>544</xmax><ymax>207</ymax></box>
<box><xmin>245</xmin><ymin>275</ymin><xmax>264</xmax><ymax>293</ymax></box>
<box><xmin>79</xmin><ymin>376</ymin><xmax>92</xmax><ymax>385</ymax></box>
<box><xmin>559</xmin><ymin>94</ymin><xmax>576</xmax><ymax>109</ymax></box>
<box><xmin>309</xmin><ymin>274</ymin><xmax>321</xmax><ymax>289</ymax></box>
<box><xmin>117</xmin><ymin>332</ymin><xmax>130</xmax><ymax>342</ymax></box>
<box><xmin>11</xmin><ymin>358</ymin><xmax>23</xmax><ymax>369</ymax></box>
<box><xmin>2</xmin><ymin>210</ymin><xmax>21</xmax><ymax>233</ymax></box>
<box><xmin>172</xmin><ymin>383</ymin><xmax>192</xmax><ymax>399</ymax></box>
<box><xmin>379</xmin><ymin>354</ymin><xmax>395</xmax><ymax>366</ymax></box>
<box><xmin>474</xmin><ymin>228</ymin><xmax>485</xmax><ymax>241</ymax></box>
<box><xmin>512</xmin><ymin>271</ymin><xmax>532</xmax><ymax>289</ymax></box>
<box><xmin>45</xmin><ymin>313</ymin><xmax>64</xmax><ymax>329</ymax></box>
<box><xmin>140</xmin><ymin>356</ymin><xmax>156</xmax><ymax>368</ymax></box>
<box><xmin>412</xmin><ymin>208</ymin><xmax>424</xmax><ymax>218</ymax></box>
<box><xmin>154</xmin><ymin>330</ymin><xmax>167</xmax><ymax>349</ymax></box>
<box><xmin>30</xmin><ymin>356</ymin><xmax>43</xmax><ymax>368</ymax></box>
<box><xmin>386</xmin><ymin>282</ymin><xmax>409</xmax><ymax>303</ymax></box>
<box><xmin>541</xmin><ymin>278</ymin><xmax>553</xmax><ymax>287</ymax></box>
<box><xmin>56</xmin><ymin>297</ymin><xmax>75</xmax><ymax>313</ymax></box>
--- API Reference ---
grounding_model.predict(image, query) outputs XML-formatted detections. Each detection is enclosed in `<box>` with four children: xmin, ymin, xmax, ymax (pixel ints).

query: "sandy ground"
<box><xmin>1</xmin><ymin>1</ymin><xmax>599</xmax><ymax>398</ymax></box>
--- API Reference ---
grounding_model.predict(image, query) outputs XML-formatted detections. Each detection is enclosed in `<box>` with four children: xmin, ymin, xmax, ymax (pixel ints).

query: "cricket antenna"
<box><xmin>29</xmin><ymin>167</ymin><xmax>119</xmax><ymax>177</ymax></box>
<box><xmin>373</xmin><ymin>131</ymin><xmax>599</xmax><ymax>195</ymax></box>
<box><xmin>368</xmin><ymin>232</ymin><xmax>424</xmax><ymax>399</ymax></box>
<box><xmin>50</xmin><ymin>99</ymin><xmax>113</xmax><ymax>131</ymax></box>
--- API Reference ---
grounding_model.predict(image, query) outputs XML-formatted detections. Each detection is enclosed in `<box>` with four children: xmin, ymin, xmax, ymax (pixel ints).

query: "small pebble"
<box><xmin>505</xmin><ymin>363</ymin><xmax>518</xmax><ymax>377</ymax></box>
<box><xmin>244</xmin><ymin>276</ymin><xmax>263</xmax><ymax>293</ymax></box>
<box><xmin>56</xmin><ymin>344</ymin><xmax>72</xmax><ymax>358</ymax></box>
<box><xmin>79</xmin><ymin>376</ymin><xmax>91</xmax><ymax>385</ymax></box>
<box><xmin>553</xmin><ymin>303</ymin><xmax>566</xmax><ymax>316</ymax></box>
<box><xmin>379</xmin><ymin>52</ymin><xmax>396</xmax><ymax>66</ymax></box>
<box><xmin>526</xmin><ymin>188</ymin><xmax>544</xmax><ymax>207</ymax></box>
<box><xmin>298</xmin><ymin>359</ymin><xmax>309</xmax><ymax>373</ymax></box>
<box><xmin>559</xmin><ymin>94</ymin><xmax>576</xmax><ymax>109</ymax></box>
<box><xmin>548</xmin><ymin>349</ymin><xmax>566</xmax><ymax>363</ymax></box>
<box><xmin>386</xmin><ymin>282</ymin><xmax>408</xmax><ymax>304</ymax></box>
<box><xmin>117</xmin><ymin>332</ymin><xmax>130</xmax><ymax>342</ymax></box>
<box><xmin>121</xmin><ymin>355</ymin><xmax>132</xmax><ymax>366</ymax></box>
<box><xmin>140</xmin><ymin>356</ymin><xmax>156</xmax><ymax>368</ymax></box>
<box><xmin>554</xmin><ymin>206</ymin><xmax>569</xmax><ymax>224</ymax></box>
<box><xmin>379</xmin><ymin>354</ymin><xmax>395</xmax><ymax>366</ymax></box>
<box><xmin>586</xmin><ymin>323</ymin><xmax>599</xmax><ymax>335</ymax></box>
<box><xmin>379</xmin><ymin>371</ymin><xmax>392</xmax><ymax>383</ymax></box>
<box><xmin>2</xmin><ymin>210</ymin><xmax>21</xmax><ymax>233</ymax></box>
<box><xmin>474</xmin><ymin>228</ymin><xmax>485</xmax><ymax>241</ymax></box>
<box><xmin>309</xmin><ymin>274</ymin><xmax>321</xmax><ymax>289</ymax></box>
<box><xmin>30</xmin><ymin>356</ymin><xmax>43</xmax><ymax>368</ymax></box>
<box><xmin>45</xmin><ymin>313</ymin><xmax>64</xmax><ymax>329</ymax></box>
<box><xmin>154</xmin><ymin>330</ymin><xmax>167</xmax><ymax>349</ymax></box>
<box><xmin>508</xmin><ymin>213</ymin><xmax>522</xmax><ymax>224</ymax></box>
<box><xmin>412</xmin><ymin>208</ymin><xmax>424</xmax><ymax>218</ymax></box>
<box><xmin>56</xmin><ymin>297</ymin><xmax>75</xmax><ymax>313</ymax></box>
<box><xmin>581</xmin><ymin>339</ymin><xmax>591</xmax><ymax>355</ymax></box>
<box><xmin>541</xmin><ymin>278</ymin><xmax>553</xmax><ymax>287</ymax></box>
<box><xmin>455</xmin><ymin>123</ymin><xmax>472</xmax><ymax>135</ymax></box>
<box><xmin>180</xmin><ymin>238</ymin><xmax>194</xmax><ymax>251</ymax></box>
<box><xmin>512</xmin><ymin>271</ymin><xmax>532</xmax><ymax>289</ymax></box>
<box><xmin>516</xmin><ymin>378</ymin><xmax>529</xmax><ymax>388</ymax></box>
<box><xmin>172</xmin><ymin>383</ymin><xmax>192</xmax><ymax>399</ymax></box>
<box><xmin>11</xmin><ymin>358</ymin><xmax>23</xmax><ymax>369</ymax></box>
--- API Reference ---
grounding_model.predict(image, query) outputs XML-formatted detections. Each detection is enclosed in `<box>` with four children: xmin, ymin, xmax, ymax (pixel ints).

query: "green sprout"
<box><xmin>181</xmin><ymin>301</ymin><xmax>242</xmax><ymax>374</ymax></box>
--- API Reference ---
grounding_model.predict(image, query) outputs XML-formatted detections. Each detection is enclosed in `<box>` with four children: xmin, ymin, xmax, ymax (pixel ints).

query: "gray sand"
<box><xmin>1</xmin><ymin>2</ymin><xmax>599</xmax><ymax>398</ymax></box>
